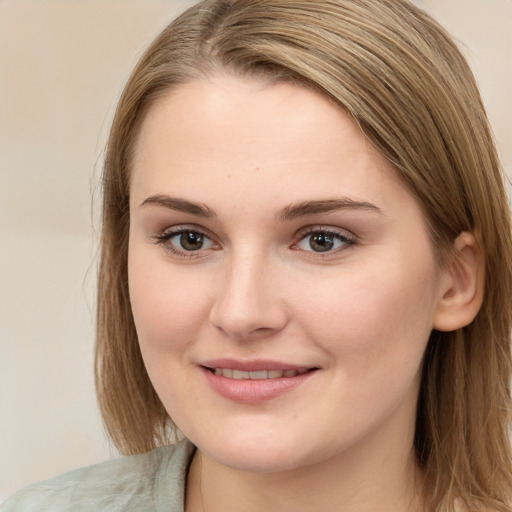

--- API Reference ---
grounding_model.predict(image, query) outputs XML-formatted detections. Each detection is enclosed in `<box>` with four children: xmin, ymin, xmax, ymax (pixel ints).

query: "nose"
<box><xmin>209</xmin><ymin>250</ymin><xmax>289</xmax><ymax>341</ymax></box>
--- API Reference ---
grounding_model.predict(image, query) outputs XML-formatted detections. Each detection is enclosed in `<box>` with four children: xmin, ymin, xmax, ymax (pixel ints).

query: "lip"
<box><xmin>200</xmin><ymin>359</ymin><xmax>318</xmax><ymax>404</ymax></box>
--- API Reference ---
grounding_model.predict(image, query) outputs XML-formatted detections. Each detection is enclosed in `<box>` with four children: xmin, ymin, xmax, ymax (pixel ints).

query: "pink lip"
<box><xmin>200</xmin><ymin>359</ymin><xmax>318</xmax><ymax>404</ymax></box>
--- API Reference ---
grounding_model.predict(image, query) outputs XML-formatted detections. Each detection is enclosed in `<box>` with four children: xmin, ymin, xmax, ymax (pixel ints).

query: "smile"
<box><xmin>212</xmin><ymin>368</ymin><xmax>310</xmax><ymax>379</ymax></box>
<box><xmin>201</xmin><ymin>361</ymin><xmax>318</xmax><ymax>403</ymax></box>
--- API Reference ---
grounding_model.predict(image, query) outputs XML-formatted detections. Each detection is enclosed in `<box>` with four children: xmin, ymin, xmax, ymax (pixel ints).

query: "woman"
<box><xmin>3</xmin><ymin>0</ymin><xmax>511</xmax><ymax>511</ymax></box>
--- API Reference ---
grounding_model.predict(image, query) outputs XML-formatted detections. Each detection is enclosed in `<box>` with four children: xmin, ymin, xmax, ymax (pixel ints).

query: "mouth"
<box><xmin>200</xmin><ymin>360</ymin><xmax>318</xmax><ymax>403</ymax></box>
<box><xmin>205</xmin><ymin>367</ymin><xmax>312</xmax><ymax>380</ymax></box>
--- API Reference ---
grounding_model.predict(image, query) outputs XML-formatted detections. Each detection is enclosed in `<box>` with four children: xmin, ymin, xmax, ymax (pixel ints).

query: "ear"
<box><xmin>433</xmin><ymin>231</ymin><xmax>485</xmax><ymax>332</ymax></box>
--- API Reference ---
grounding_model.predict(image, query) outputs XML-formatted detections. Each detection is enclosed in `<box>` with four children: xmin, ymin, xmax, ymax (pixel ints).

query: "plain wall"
<box><xmin>1</xmin><ymin>0</ymin><xmax>511</xmax><ymax>502</ymax></box>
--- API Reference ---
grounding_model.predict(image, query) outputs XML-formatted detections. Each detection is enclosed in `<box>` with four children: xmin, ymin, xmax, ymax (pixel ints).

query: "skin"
<box><xmin>127</xmin><ymin>74</ymin><xmax>476</xmax><ymax>512</ymax></box>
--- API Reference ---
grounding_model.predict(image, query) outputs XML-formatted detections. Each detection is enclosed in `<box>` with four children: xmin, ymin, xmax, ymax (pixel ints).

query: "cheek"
<box><xmin>127</xmin><ymin>249</ymin><xmax>213</xmax><ymax>422</ymax></box>
<box><xmin>291</xmin><ymin>258</ymin><xmax>439</xmax><ymax>374</ymax></box>
<box><xmin>128</xmin><ymin>248</ymin><xmax>211</xmax><ymax>355</ymax></box>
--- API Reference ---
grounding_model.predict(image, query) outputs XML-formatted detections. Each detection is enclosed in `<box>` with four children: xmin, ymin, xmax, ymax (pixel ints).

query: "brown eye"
<box><xmin>156</xmin><ymin>229</ymin><xmax>215</xmax><ymax>254</ymax></box>
<box><xmin>179</xmin><ymin>231</ymin><xmax>205</xmax><ymax>251</ymax></box>
<box><xmin>296</xmin><ymin>229</ymin><xmax>354</xmax><ymax>254</ymax></box>
<box><xmin>309</xmin><ymin>232</ymin><xmax>335</xmax><ymax>252</ymax></box>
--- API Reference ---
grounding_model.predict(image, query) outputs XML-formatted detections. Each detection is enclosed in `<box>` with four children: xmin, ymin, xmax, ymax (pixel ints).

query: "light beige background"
<box><xmin>1</xmin><ymin>0</ymin><xmax>511</xmax><ymax>502</ymax></box>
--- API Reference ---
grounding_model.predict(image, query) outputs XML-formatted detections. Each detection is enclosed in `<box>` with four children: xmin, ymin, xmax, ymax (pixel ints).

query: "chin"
<box><xmin>206</xmin><ymin>444</ymin><xmax>310</xmax><ymax>473</ymax></box>
<box><xmin>184</xmin><ymin>423</ymin><xmax>333</xmax><ymax>474</ymax></box>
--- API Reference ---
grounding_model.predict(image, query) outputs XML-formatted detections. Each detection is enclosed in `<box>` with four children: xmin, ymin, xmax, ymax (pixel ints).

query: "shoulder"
<box><xmin>1</xmin><ymin>439</ymin><xmax>195</xmax><ymax>512</ymax></box>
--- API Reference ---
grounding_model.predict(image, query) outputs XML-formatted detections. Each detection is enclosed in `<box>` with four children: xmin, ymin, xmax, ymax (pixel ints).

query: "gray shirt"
<box><xmin>1</xmin><ymin>439</ymin><xmax>196</xmax><ymax>512</ymax></box>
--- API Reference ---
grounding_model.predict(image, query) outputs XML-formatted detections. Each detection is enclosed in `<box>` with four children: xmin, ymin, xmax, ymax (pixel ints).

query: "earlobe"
<box><xmin>433</xmin><ymin>231</ymin><xmax>485</xmax><ymax>332</ymax></box>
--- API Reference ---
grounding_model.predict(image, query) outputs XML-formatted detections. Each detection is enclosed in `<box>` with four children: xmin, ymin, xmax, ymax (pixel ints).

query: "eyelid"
<box><xmin>152</xmin><ymin>223</ymin><xmax>218</xmax><ymax>241</ymax></box>
<box><xmin>151</xmin><ymin>224</ymin><xmax>219</xmax><ymax>259</ymax></box>
<box><xmin>292</xmin><ymin>225</ymin><xmax>357</xmax><ymax>257</ymax></box>
<box><xmin>295</xmin><ymin>225</ymin><xmax>356</xmax><ymax>241</ymax></box>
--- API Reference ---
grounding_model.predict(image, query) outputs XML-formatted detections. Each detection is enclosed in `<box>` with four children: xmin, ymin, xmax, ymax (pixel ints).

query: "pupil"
<box><xmin>310</xmin><ymin>233</ymin><xmax>334</xmax><ymax>252</ymax></box>
<box><xmin>180</xmin><ymin>232</ymin><xmax>204</xmax><ymax>251</ymax></box>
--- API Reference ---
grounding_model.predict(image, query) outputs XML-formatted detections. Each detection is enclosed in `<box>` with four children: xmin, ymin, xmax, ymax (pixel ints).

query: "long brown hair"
<box><xmin>95</xmin><ymin>1</ymin><xmax>512</xmax><ymax>510</ymax></box>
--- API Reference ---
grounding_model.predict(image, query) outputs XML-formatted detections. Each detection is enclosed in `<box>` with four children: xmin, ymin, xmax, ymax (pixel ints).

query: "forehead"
<box><xmin>134</xmin><ymin>77</ymin><xmax>359</xmax><ymax>156</ymax></box>
<box><xmin>130</xmin><ymin>75</ymin><xmax>411</xmax><ymax>215</ymax></box>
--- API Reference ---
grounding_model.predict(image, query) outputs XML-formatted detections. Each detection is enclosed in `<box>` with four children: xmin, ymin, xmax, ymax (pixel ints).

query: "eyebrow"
<box><xmin>277</xmin><ymin>198</ymin><xmax>384</xmax><ymax>221</ymax></box>
<box><xmin>140</xmin><ymin>195</ymin><xmax>216</xmax><ymax>218</ymax></box>
<box><xmin>140</xmin><ymin>195</ymin><xmax>383</xmax><ymax>220</ymax></box>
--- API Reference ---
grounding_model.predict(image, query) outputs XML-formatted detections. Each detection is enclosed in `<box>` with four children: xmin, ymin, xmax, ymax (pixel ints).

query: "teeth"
<box><xmin>212</xmin><ymin>368</ymin><xmax>308</xmax><ymax>380</ymax></box>
<box><xmin>250</xmin><ymin>370</ymin><xmax>268</xmax><ymax>380</ymax></box>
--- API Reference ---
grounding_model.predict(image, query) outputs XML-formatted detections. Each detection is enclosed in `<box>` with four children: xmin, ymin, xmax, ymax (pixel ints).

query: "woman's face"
<box><xmin>128</xmin><ymin>75</ymin><xmax>447</xmax><ymax>473</ymax></box>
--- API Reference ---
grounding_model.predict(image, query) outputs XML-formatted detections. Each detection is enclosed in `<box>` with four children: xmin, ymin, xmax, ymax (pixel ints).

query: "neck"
<box><xmin>185</xmin><ymin>419</ymin><xmax>427</xmax><ymax>512</ymax></box>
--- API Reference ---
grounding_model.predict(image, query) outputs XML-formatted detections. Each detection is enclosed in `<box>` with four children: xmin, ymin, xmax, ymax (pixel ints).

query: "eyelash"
<box><xmin>293</xmin><ymin>226</ymin><xmax>356</xmax><ymax>257</ymax></box>
<box><xmin>151</xmin><ymin>225</ymin><xmax>356</xmax><ymax>259</ymax></box>
<box><xmin>152</xmin><ymin>227</ymin><xmax>218</xmax><ymax>259</ymax></box>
